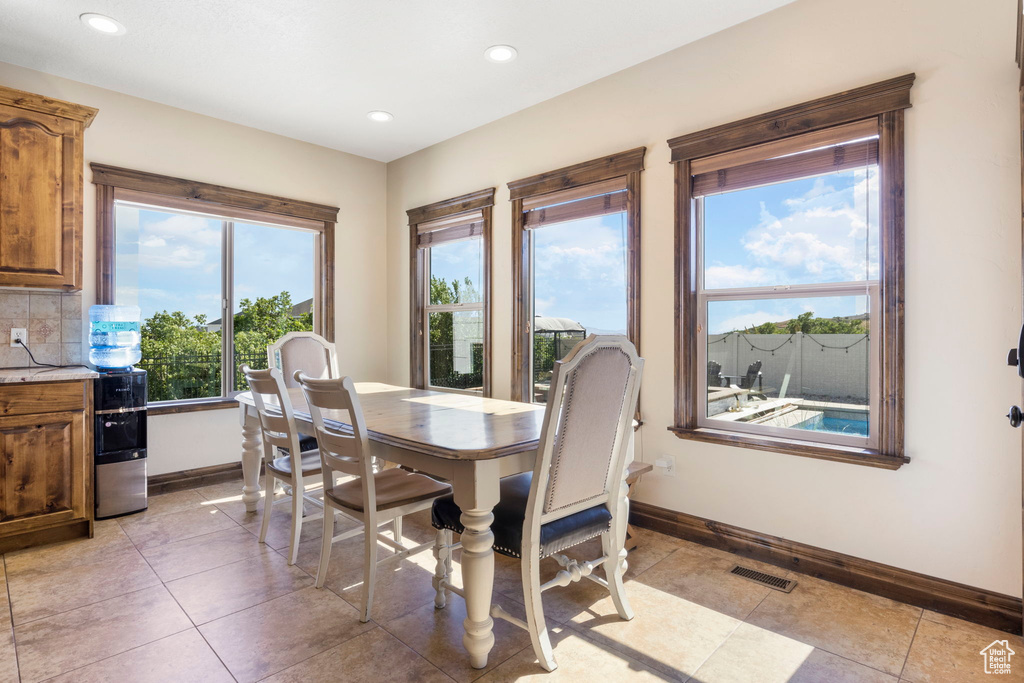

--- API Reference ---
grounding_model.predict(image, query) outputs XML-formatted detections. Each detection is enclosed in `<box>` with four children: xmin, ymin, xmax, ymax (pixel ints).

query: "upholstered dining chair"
<box><xmin>268</xmin><ymin>331</ymin><xmax>339</xmax><ymax>388</ymax></box>
<box><xmin>294</xmin><ymin>371</ymin><xmax>452</xmax><ymax>622</ymax></box>
<box><xmin>241</xmin><ymin>365</ymin><xmax>324</xmax><ymax>565</ymax></box>
<box><xmin>430</xmin><ymin>335</ymin><xmax>643</xmax><ymax>672</ymax></box>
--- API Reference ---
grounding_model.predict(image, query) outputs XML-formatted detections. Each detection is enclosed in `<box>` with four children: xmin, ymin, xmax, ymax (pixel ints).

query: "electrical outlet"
<box><xmin>654</xmin><ymin>454</ymin><xmax>676</xmax><ymax>477</ymax></box>
<box><xmin>9</xmin><ymin>328</ymin><xmax>26</xmax><ymax>348</ymax></box>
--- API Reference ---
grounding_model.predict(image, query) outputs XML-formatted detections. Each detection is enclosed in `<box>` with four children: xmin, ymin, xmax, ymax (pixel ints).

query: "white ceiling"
<box><xmin>0</xmin><ymin>0</ymin><xmax>794</xmax><ymax>162</ymax></box>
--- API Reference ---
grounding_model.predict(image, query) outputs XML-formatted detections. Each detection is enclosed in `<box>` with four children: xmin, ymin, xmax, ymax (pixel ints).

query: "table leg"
<box><xmin>454</xmin><ymin>461</ymin><xmax>501</xmax><ymax>669</ymax></box>
<box><xmin>239</xmin><ymin>404</ymin><xmax>262</xmax><ymax>513</ymax></box>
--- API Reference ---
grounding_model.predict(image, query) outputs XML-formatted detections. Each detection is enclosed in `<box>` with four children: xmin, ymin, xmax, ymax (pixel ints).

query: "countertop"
<box><xmin>0</xmin><ymin>366</ymin><xmax>98</xmax><ymax>383</ymax></box>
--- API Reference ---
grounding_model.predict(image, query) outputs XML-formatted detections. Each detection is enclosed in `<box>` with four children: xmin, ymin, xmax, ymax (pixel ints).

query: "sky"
<box><xmin>703</xmin><ymin>167</ymin><xmax>878</xmax><ymax>334</ymax></box>
<box><xmin>114</xmin><ymin>204</ymin><xmax>315</xmax><ymax>322</ymax></box>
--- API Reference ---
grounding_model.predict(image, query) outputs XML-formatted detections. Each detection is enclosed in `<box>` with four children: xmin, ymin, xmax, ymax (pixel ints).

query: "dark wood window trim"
<box><xmin>92</xmin><ymin>164</ymin><xmax>339</xmax><ymax>415</ymax></box>
<box><xmin>508</xmin><ymin>147</ymin><xmax>645</xmax><ymax>403</ymax></box>
<box><xmin>408</xmin><ymin>188</ymin><xmax>495</xmax><ymax>396</ymax></box>
<box><xmin>668</xmin><ymin>75</ymin><xmax>913</xmax><ymax>469</ymax></box>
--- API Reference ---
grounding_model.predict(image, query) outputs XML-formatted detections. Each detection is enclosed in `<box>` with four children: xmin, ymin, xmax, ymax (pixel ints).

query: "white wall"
<box><xmin>0</xmin><ymin>61</ymin><xmax>389</xmax><ymax>476</ymax></box>
<box><xmin>384</xmin><ymin>0</ymin><xmax>1024</xmax><ymax>596</ymax></box>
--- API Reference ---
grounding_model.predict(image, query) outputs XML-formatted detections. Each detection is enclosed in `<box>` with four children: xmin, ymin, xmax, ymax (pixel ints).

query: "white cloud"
<box><xmin>705</xmin><ymin>264</ymin><xmax>772</xmax><ymax>289</ymax></box>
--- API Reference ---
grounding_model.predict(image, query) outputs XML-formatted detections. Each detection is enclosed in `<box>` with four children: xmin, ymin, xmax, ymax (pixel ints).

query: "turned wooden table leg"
<box><xmin>239</xmin><ymin>404</ymin><xmax>263</xmax><ymax>513</ymax></box>
<box><xmin>454</xmin><ymin>460</ymin><xmax>501</xmax><ymax>670</ymax></box>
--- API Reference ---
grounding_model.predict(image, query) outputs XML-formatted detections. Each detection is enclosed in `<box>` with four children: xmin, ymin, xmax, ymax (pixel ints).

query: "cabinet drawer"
<box><xmin>0</xmin><ymin>381</ymin><xmax>86</xmax><ymax>417</ymax></box>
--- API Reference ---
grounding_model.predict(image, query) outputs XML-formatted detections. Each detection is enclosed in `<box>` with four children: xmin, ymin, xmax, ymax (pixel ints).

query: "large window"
<box><xmin>669</xmin><ymin>75</ymin><xmax>913</xmax><ymax>468</ymax></box>
<box><xmin>509</xmin><ymin>149</ymin><xmax>644</xmax><ymax>403</ymax></box>
<box><xmin>93</xmin><ymin>165</ymin><xmax>338</xmax><ymax>411</ymax></box>
<box><xmin>408</xmin><ymin>189</ymin><xmax>494</xmax><ymax>394</ymax></box>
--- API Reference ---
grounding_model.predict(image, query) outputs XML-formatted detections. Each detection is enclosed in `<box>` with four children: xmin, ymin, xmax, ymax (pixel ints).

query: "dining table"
<box><xmin>235</xmin><ymin>381</ymin><xmax>633</xmax><ymax>669</ymax></box>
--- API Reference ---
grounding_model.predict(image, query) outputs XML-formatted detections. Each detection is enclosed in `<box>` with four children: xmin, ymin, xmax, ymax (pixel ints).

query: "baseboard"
<box><xmin>630</xmin><ymin>501</ymin><xmax>1022</xmax><ymax>635</ymax></box>
<box><xmin>148</xmin><ymin>462</ymin><xmax>244</xmax><ymax>496</ymax></box>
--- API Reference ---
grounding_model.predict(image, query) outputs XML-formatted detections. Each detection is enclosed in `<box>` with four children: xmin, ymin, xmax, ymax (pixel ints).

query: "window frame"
<box><xmin>92</xmin><ymin>164</ymin><xmax>338</xmax><ymax>415</ymax></box>
<box><xmin>508</xmin><ymin>148</ymin><xmax>645</xmax><ymax>403</ymax></box>
<box><xmin>668</xmin><ymin>75</ymin><xmax>914</xmax><ymax>469</ymax></box>
<box><xmin>407</xmin><ymin>188</ymin><xmax>495</xmax><ymax>396</ymax></box>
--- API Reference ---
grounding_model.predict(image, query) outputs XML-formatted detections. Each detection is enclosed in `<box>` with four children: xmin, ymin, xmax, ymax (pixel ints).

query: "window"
<box><xmin>509</xmin><ymin>148</ymin><xmax>644</xmax><ymax>403</ymax></box>
<box><xmin>408</xmin><ymin>189</ymin><xmax>494</xmax><ymax>394</ymax></box>
<box><xmin>669</xmin><ymin>75</ymin><xmax>913</xmax><ymax>468</ymax></box>
<box><xmin>93</xmin><ymin>165</ymin><xmax>338</xmax><ymax>412</ymax></box>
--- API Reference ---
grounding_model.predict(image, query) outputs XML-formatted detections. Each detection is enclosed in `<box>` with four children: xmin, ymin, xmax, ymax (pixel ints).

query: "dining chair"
<box><xmin>268</xmin><ymin>331</ymin><xmax>339</xmax><ymax>388</ymax></box>
<box><xmin>430</xmin><ymin>335</ymin><xmax>644</xmax><ymax>671</ymax></box>
<box><xmin>241</xmin><ymin>365</ymin><xmax>325</xmax><ymax>565</ymax></box>
<box><xmin>294</xmin><ymin>371</ymin><xmax>453</xmax><ymax>622</ymax></box>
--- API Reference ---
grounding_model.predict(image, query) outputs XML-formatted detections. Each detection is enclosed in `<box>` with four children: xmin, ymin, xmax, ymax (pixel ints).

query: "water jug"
<box><xmin>89</xmin><ymin>305</ymin><xmax>142</xmax><ymax>370</ymax></box>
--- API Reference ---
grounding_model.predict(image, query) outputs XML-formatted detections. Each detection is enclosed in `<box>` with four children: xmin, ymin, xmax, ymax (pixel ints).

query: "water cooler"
<box><xmin>94</xmin><ymin>370</ymin><xmax>148</xmax><ymax>519</ymax></box>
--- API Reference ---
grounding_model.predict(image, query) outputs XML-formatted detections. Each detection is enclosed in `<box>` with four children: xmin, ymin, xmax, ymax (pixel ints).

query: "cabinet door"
<box><xmin>0</xmin><ymin>411</ymin><xmax>87</xmax><ymax>534</ymax></box>
<box><xmin>0</xmin><ymin>104</ymin><xmax>81</xmax><ymax>289</ymax></box>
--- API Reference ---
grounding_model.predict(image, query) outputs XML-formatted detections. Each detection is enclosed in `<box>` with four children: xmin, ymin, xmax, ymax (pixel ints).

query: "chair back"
<box><xmin>743</xmin><ymin>360</ymin><xmax>762</xmax><ymax>388</ymax></box>
<box><xmin>527</xmin><ymin>335</ymin><xmax>643</xmax><ymax>527</ymax></box>
<box><xmin>293</xmin><ymin>372</ymin><xmax>372</xmax><ymax>498</ymax></box>
<box><xmin>241</xmin><ymin>365</ymin><xmax>303</xmax><ymax>470</ymax></box>
<box><xmin>268</xmin><ymin>332</ymin><xmax>339</xmax><ymax>388</ymax></box>
<box><xmin>707</xmin><ymin>360</ymin><xmax>722</xmax><ymax>388</ymax></box>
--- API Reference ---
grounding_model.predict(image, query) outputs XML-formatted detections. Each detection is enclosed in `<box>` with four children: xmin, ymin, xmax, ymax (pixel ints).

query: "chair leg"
<box><xmin>316</xmin><ymin>508</ymin><xmax>335</xmax><ymax>588</ymax></box>
<box><xmin>433</xmin><ymin>529</ymin><xmax>451</xmax><ymax>609</ymax></box>
<box><xmin>286</xmin><ymin>482</ymin><xmax>302</xmax><ymax>565</ymax></box>
<box><xmin>601</xmin><ymin>530</ymin><xmax>634</xmax><ymax>621</ymax></box>
<box><xmin>360</xmin><ymin>519</ymin><xmax>378</xmax><ymax>623</ymax></box>
<box><xmin>258</xmin><ymin>474</ymin><xmax>275</xmax><ymax>544</ymax></box>
<box><xmin>393</xmin><ymin>516</ymin><xmax>403</xmax><ymax>544</ymax></box>
<box><xmin>522</xmin><ymin>553</ymin><xmax>557</xmax><ymax>672</ymax></box>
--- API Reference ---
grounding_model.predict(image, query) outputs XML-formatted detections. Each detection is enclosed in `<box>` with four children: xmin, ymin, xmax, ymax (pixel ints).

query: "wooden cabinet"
<box><xmin>0</xmin><ymin>380</ymin><xmax>92</xmax><ymax>551</ymax></box>
<box><xmin>0</xmin><ymin>86</ymin><xmax>97</xmax><ymax>290</ymax></box>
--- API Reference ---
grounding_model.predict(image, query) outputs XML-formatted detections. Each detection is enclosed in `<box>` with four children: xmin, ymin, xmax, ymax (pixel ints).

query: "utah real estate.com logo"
<box><xmin>980</xmin><ymin>640</ymin><xmax>1015</xmax><ymax>675</ymax></box>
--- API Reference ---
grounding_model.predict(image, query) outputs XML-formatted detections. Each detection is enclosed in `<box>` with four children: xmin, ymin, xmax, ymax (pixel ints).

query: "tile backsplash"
<box><xmin>0</xmin><ymin>291</ymin><xmax>83</xmax><ymax>368</ymax></box>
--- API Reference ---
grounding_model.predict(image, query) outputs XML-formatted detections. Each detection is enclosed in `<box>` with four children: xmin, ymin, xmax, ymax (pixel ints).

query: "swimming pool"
<box><xmin>814</xmin><ymin>415</ymin><xmax>869</xmax><ymax>436</ymax></box>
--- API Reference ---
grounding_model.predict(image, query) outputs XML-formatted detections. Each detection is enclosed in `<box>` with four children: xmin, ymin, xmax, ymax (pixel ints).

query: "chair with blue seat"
<box><xmin>267</xmin><ymin>331</ymin><xmax>339</xmax><ymax>453</ymax></box>
<box><xmin>430</xmin><ymin>334</ymin><xmax>644</xmax><ymax>672</ymax></box>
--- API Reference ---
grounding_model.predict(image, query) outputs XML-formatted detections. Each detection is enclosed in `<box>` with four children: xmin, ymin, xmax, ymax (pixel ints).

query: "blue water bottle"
<box><xmin>89</xmin><ymin>305</ymin><xmax>142</xmax><ymax>370</ymax></box>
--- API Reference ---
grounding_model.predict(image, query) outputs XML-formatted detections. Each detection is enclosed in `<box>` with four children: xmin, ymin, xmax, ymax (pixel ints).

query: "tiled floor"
<box><xmin>0</xmin><ymin>480</ymin><xmax>1019</xmax><ymax>682</ymax></box>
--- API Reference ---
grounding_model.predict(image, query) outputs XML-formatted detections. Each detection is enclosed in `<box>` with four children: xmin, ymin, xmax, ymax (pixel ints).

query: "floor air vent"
<box><xmin>729</xmin><ymin>565</ymin><xmax>797</xmax><ymax>593</ymax></box>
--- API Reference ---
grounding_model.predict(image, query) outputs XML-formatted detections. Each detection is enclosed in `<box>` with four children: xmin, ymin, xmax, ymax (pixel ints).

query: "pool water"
<box><xmin>813</xmin><ymin>416</ymin><xmax>869</xmax><ymax>436</ymax></box>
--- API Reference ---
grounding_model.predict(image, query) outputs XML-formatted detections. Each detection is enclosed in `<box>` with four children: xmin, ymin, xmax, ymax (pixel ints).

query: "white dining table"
<box><xmin>235</xmin><ymin>382</ymin><xmax>554</xmax><ymax>669</ymax></box>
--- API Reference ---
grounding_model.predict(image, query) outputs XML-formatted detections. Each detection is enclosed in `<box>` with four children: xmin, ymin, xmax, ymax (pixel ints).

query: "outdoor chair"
<box><xmin>723</xmin><ymin>360</ymin><xmax>764</xmax><ymax>393</ymax></box>
<box><xmin>707</xmin><ymin>360</ymin><xmax>723</xmax><ymax>388</ymax></box>
<box><xmin>431</xmin><ymin>335</ymin><xmax>644</xmax><ymax>672</ymax></box>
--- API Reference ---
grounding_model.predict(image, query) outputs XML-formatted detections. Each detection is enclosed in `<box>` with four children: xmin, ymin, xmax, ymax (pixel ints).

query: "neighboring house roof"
<box><xmin>534</xmin><ymin>316</ymin><xmax>585</xmax><ymax>333</ymax></box>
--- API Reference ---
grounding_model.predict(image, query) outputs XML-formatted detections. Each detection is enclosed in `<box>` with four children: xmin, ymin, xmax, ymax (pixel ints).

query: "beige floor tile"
<box><xmin>241</xmin><ymin>499</ymin><xmax>331</xmax><ymax>551</ymax></box>
<box><xmin>13</xmin><ymin>585</ymin><xmax>192</xmax><ymax>683</ymax></box>
<box><xmin>140</xmin><ymin>525</ymin><xmax>271</xmax><ymax>582</ymax></box>
<box><xmin>119</xmin><ymin>505</ymin><xmax>238</xmax><ymax>550</ymax></box>
<box><xmin>383</xmin><ymin>591</ymin><xmax>531</xmax><ymax>683</ymax></box>
<box><xmin>166</xmin><ymin>551</ymin><xmax>314</xmax><ymax>624</ymax></box>
<box><xmin>289</xmin><ymin>520</ymin><xmax>395</xmax><ymax>593</ymax></box>
<box><xmin>198</xmin><ymin>477</ymin><xmax>315</xmax><ymax>526</ymax></box>
<box><xmin>337</xmin><ymin>549</ymin><xmax>455</xmax><ymax>624</ymax></box>
<box><xmin>745</xmin><ymin>574</ymin><xmax>921</xmax><ymax>676</ymax></box>
<box><xmin>692</xmin><ymin>621</ymin><xmax>897</xmax><ymax>682</ymax></box>
<box><xmin>902</xmin><ymin>613</ymin><xmax>1024</xmax><ymax>682</ymax></box>
<box><xmin>263</xmin><ymin>626</ymin><xmax>452</xmax><ymax>682</ymax></box>
<box><xmin>476</xmin><ymin>625</ymin><xmax>668</xmax><ymax>682</ymax></box>
<box><xmin>135</xmin><ymin>489</ymin><xmax>209</xmax><ymax>518</ymax></box>
<box><xmin>634</xmin><ymin>542</ymin><xmax>781</xmax><ymax>620</ymax></box>
<box><xmin>0</xmin><ymin>622</ymin><xmax>17</xmax><ymax>683</ymax></box>
<box><xmin>46</xmin><ymin>628</ymin><xmax>234</xmax><ymax>683</ymax></box>
<box><xmin>568</xmin><ymin>579</ymin><xmax>741</xmax><ymax>680</ymax></box>
<box><xmin>4</xmin><ymin>519</ymin><xmax>133</xmax><ymax>575</ymax></box>
<box><xmin>198</xmin><ymin>585</ymin><xmax>375</xmax><ymax>683</ymax></box>
<box><xmin>8</xmin><ymin>545</ymin><xmax>160</xmax><ymax>625</ymax></box>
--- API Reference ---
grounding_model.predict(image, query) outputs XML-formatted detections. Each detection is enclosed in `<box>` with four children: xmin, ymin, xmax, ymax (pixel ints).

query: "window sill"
<box><xmin>667</xmin><ymin>425</ymin><xmax>908</xmax><ymax>470</ymax></box>
<box><xmin>147</xmin><ymin>398</ymin><xmax>239</xmax><ymax>416</ymax></box>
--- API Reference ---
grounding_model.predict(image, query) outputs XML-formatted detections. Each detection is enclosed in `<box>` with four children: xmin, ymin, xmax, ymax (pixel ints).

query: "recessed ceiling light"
<box><xmin>80</xmin><ymin>13</ymin><xmax>126</xmax><ymax>35</ymax></box>
<box><xmin>367</xmin><ymin>110</ymin><xmax>394</xmax><ymax>122</ymax></box>
<box><xmin>484</xmin><ymin>45</ymin><xmax>518</xmax><ymax>63</ymax></box>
